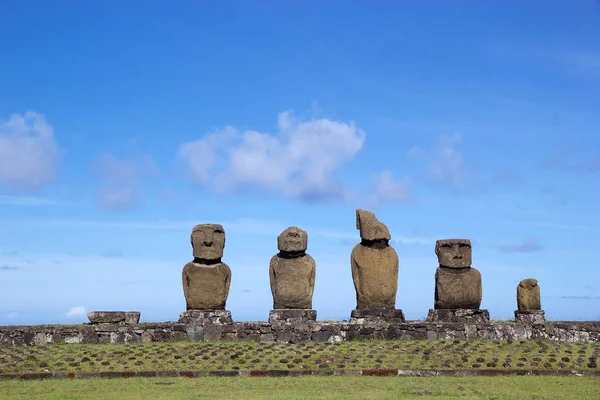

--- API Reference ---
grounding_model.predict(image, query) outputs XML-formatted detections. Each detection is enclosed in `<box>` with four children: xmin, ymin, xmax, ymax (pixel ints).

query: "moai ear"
<box><xmin>356</xmin><ymin>209</ymin><xmax>361</xmax><ymax>230</ymax></box>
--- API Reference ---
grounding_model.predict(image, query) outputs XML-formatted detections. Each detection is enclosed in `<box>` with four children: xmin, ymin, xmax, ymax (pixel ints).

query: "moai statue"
<box><xmin>515</xmin><ymin>278</ymin><xmax>545</xmax><ymax>323</ymax></box>
<box><xmin>268</xmin><ymin>226</ymin><xmax>317</xmax><ymax>324</ymax></box>
<box><xmin>427</xmin><ymin>239</ymin><xmax>489</xmax><ymax>323</ymax></box>
<box><xmin>181</xmin><ymin>224</ymin><xmax>231</xmax><ymax>311</ymax></box>
<box><xmin>350</xmin><ymin>209</ymin><xmax>404</xmax><ymax>322</ymax></box>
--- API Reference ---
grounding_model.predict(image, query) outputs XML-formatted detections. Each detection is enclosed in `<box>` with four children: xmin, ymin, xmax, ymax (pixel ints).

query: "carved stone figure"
<box><xmin>351</xmin><ymin>209</ymin><xmax>399</xmax><ymax>310</ymax></box>
<box><xmin>182</xmin><ymin>224</ymin><xmax>231</xmax><ymax>310</ymax></box>
<box><xmin>269</xmin><ymin>226</ymin><xmax>316</xmax><ymax>309</ymax></box>
<box><xmin>434</xmin><ymin>239</ymin><xmax>482</xmax><ymax>309</ymax></box>
<box><xmin>517</xmin><ymin>278</ymin><xmax>541</xmax><ymax>311</ymax></box>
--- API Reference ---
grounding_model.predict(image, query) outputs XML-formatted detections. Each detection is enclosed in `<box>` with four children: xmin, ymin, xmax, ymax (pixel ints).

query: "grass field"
<box><xmin>1</xmin><ymin>339</ymin><xmax>598</xmax><ymax>374</ymax></box>
<box><xmin>1</xmin><ymin>375</ymin><xmax>599</xmax><ymax>399</ymax></box>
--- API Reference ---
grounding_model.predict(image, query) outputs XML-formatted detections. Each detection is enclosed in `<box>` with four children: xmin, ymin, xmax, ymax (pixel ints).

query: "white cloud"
<box><xmin>96</xmin><ymin>154</ymin><xmax>158</xmax><ymax>211</ymax></box>
<box><xmin>65</xmin><ymin>306</ymin><xmax>87</xmax><ymax>317</ymax></box>
<box><xmin>0</xmin><ymin>111</ymin><xmax>62</xmax><ymax>191</ymax></box>
<box><xmin>178</xmin><ymin>110</ymin><xmax>365</xmax><ymax>201</ymax></box>
<box><xmin>367</xmin><ymin>170</ymin><xmax>414</xmax><ymax>206</ymax></box>
<box><xmin>6</xmin><ymin>312</ymin><xmax>18</xmax><ymax>319</ymax></box>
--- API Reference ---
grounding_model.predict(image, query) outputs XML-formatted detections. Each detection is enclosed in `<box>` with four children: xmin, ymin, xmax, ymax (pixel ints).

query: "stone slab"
<box><xmin>87</xmin><ymin>311</ymin><xmax>140</xmax><ymax>325</ymax></box>
<box><xmin>268</xmin><ymin>309</ymin><xmax>317</xmax><ymax>324</ymax></box>
<box><xmin>515</xmin><ymin>310</ymin><xmax>546</xmax><ymax>324</ymax></box>
<box><xmin>426</xmin><ymin>309</ymin><xmax>490</xmax><ymax>323</ymax></box>
<box><xmin>350</xmin><ymin>308</ymin><xmax>405</xmax><ymax>323</ymax></box>
<box><xmin>178</xmin><ymin>310</ymin><xmax>232</xmax><ymax>325</ymax></box>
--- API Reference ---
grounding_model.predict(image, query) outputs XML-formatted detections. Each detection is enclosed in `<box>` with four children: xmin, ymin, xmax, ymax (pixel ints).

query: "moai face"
<box><xmin>356</xmin><ymin>209</ymin><xmax>391</xmax><ymax>241</ymax></box>
<box><xmin>435</xmin><ymin>239</ymin><xmax>472</xmax><ymax>268</ymax></box>
<box><xmin>191</xmin><ymin>224</ymin><xmax>225</xmax><ymax>260</ymax></box>
<box><xmin>278</xmin><ymin>226</ymin><xmax>308</xmax><ymax>253</ymax></box>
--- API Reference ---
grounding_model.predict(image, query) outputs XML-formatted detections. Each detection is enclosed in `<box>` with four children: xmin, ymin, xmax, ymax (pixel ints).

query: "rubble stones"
<box><xmin>87</xmin><ymin>312</ymin><xmax>140</xmax><ymax>325</ymax></box>
<box><xmin>426</xmin><ymin>309</ymin><xmax>490</xmax><ymax>324</ymax></box>
<box><xmin>515</xmin><ymin>310</ymin><xmax>546</xmax><ymax>324</ymax></box>
<box><xmin>0</xmin><ymin>320</ymin><xmax>599</xmax><ymax>346</ymax></box>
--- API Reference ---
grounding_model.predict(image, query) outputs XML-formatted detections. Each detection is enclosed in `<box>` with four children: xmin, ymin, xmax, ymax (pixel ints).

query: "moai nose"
<box><xmin>203</xmin><ymin>240</ymin><xmax>213</xmax><ymax>246</ymax></box>
<box><xmin>452</xmin><ymin>245</ymin><xmax>462</xmax><ymax>259</ymax></box>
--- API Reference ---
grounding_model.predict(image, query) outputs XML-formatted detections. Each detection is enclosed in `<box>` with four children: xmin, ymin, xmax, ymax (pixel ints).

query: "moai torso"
<box><xmin>434</xmin><ymin>239</ymin><xmax>482</xmax><ymax>309</ymax></box>
<box><xmin>269</xmin><ymin>226</ymin><xmax>316</xmax><ymax>309</ymax></box>
<box><xmin>517</xmin><ymin>278</ymin><xmax>541</xmax><ymax>311</ymax></box>
<box><xmin>182</xmin><ymin>224</ymin><xmax>231</xmax><ymax>310</ymax></box>
<box><xmin>351</xmin><ymin>209</ymin><xmax>399</xmax><ymax>309</ymax></box>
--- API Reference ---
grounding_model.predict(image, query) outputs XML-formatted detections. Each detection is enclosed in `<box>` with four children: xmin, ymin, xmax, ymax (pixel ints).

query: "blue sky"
<box><xmin>0</xmin><ymin>1</ymin><xmax>599</xmax><ymax>325</ymax></box>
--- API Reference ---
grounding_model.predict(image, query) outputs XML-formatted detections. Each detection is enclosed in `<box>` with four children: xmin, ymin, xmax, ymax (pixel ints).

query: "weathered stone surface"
<box><xmin>350</xmin><ymin>308</ymin><xmax>405</xmax><ymax>323</ymax></box>
<box><xmin>517</xmin><ymin>278</ymin><xmax>541</xmax><ymax>311</ymax></box>
<box><xmin>515</xmin><ymin>310</ymin><xmax>546</xmax><ymax>324</ymax></box>
<box><xmin>268</xmin><ymin>309</ymin><xmax>316</xmax><ymax>324</ymax></box>
<box><xmin>426</xmin><ymin>309</ymin><xmax>490</xmax><ymax>323</ymax></box>
<box><xmin>1</xmin><ymin>319</ymin><xmax>600</xmax><ymax>346</ymax></box>
<box><xmin>351</xmin><ymin>209</ymin><xmax>399</xmax><ymax>310</ymax></box>
<box><xmin>270</xmin><ymin>227</ymin><xmax>316</xmax><ymax>309</ymax></box>
<box><xmin>178</xmin><ymin>310</ymin><xmax>233</xmax><ymax>325</ymax></box>
<box><xmin>434</xmin><ymin>267</ymin><xmax>482</xmax><ymax>309</ymax></box>
<box><xmin>87</xmin><ymin>311</ymin><xmax>140</xmax><ymax>325</ymax></box>
<box><xmin>435</xmin><ymin>239</ymin><xmax>472</xmax><ymax>269</ymax></box>
<box><xmin>183</xmin><ymin>224</ymin><xmax>231</xmax><ymax>310</ymax></box>
<box><xmin>191</xmin><ymin>223</ymin><xmax>225</xmax><ymax>260</ymax></box>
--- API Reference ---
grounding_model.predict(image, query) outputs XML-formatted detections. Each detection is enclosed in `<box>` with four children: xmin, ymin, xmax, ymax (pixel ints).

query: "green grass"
<box><xmin>0</xmin><ymin>375</ymin><xmax>599</xmax><ymax>399</ymax></box>
<box><xmin>1</xmin><ymin>339</ymin><xmax>598</xmax><ymax>374</ymax></box>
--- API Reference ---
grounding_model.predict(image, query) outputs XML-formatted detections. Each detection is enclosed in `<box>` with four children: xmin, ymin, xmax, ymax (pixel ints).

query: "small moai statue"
<box><xmin>268</xmin><ymin>226</ymin><xmax>317</xmax><ymax>324</ymax></box>
<box><xmin>515</xmin><ymin>278</ymin><xmax>545</xmax><ymax>324</ymax></box>
<box><xmin>350</xmin><ymin>209</ymin><xmax>404</xmax><ymax>322</ymax></box>
<box><xmin>179</xmin><ymin>224</ymin><xmax>233</xmax><ymax>328</ymax></box>
<box><xmin>426</xmin><ymin>239</ymin><xmax>489</xmax><ymax>323</ymax></box>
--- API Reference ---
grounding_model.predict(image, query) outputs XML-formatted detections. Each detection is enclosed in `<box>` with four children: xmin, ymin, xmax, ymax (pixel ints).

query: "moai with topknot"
<box><xmin>515</xmin><ymin>278</ymin><xmax>545</xmax><ymax>324</ymax></box>
<box><xmin>268</xmin><ymin>226</ymin><xmax>317</xmax><ymax>324</ymax></box>
<box><xmin>349</xmin><ymin>209</ymin><xmax>404</xmax><ymax>323</ymax></box>
<box><xmin>426</xmin><ymin>239</ymin><xmax>489</xmax><ymax>323</ymax></box>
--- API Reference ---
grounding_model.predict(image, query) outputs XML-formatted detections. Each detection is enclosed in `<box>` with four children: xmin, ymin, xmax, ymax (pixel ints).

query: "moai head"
<box><xmin>191</xmin><ymin>224</ymin><xmax>225</xmax><ymax>260</ymax></box>
<box><xmin>356</xmin><ymin>209</ymin><xmax>391</xmax><ymax>241</ymax></box>
<box><xmin>518</xmin><ymin>278</ymin><xmax>538</xmax><ymax>289</ymax></box>
<box><xmin>278</xmin><ymin>226</ymin><xmax>308</xmax><ymax>253</ymax></box>
<box><xmin>435</xmin><ymin>239</ymin><xmax>472</xmax><ymax>268</ymax></box>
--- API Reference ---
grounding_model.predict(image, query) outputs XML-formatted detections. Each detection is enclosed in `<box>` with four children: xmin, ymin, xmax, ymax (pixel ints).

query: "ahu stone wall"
<box><xmin>1</xmin><ymin>320</ymin><xmax>599</xmax><ymax>347</ymax></box>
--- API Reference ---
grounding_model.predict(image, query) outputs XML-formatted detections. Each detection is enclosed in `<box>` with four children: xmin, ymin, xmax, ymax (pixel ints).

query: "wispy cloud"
<box><xmin>561</xmin><ymin>296</ymin><xmax>600</xmax><ymax>300</ymax></box>
<box><xmin>0</xmin><ymin>265</ymin><xmax>18</xmax><ymax>271</ymax></box>
<box><xmin>414</xmin><ymin>133</ymin><xmax>483</xmax><ymax>195</ymax></box>
<box><xmin>366</xmin><ymin>171</ymin><xmax>414</xmax><ymax>206</ymax></box>
<box><xmin>498</xmin><ymin>236</ymin><xmax>544</xmax><ymax>253</ymax></box>
<box><xmin>491</xmin><ymin>167</ymin><xmax>521</xmax><ymax>185</ymax></box>
<box><xmin>178</xmin><ymin>110</ymin><xmax>366</xmax><ymax>202</ymax></box>
<box><xmin>65</xmin><ymin>306</ymin><xmax>87</xmax><ymax>317</ymax></box>
<box><xmin>0</xmin><ymin>195</ymin><xmax>73</xmax><ymax>206</ymax></box>
<box><xmin>544</xmin><ymin>153</ymin><xmax>600</xmax><ymax>175</ymax></box>
<box><xmin>6</xmin><ymin>312</ymin><xmax>18</xmax><ymax>319</ymax></box>
<box><xmin>95</xmin><ymin>154</ymin><xmax>158</xmax><ymax>211</ymax></box>
<box><xmin>0</xmin><ymin>111</ymin><xmax>62</xmax><ymax>192</ymax></box>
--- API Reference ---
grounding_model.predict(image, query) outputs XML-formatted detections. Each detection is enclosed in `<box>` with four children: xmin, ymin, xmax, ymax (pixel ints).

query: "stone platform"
<box><xmin>426</xmin><ymin>309</ymin><xmax>490</xmax><ymax>323</ymax></box>
<box><xmin>269</xmin><ymin>309</ymin><xmax>316</xmax><ymax>324</ymax></box>
<box><xmin>350</xmin><ymin>308</ymin><xmax>405</xmax><ymax>323</ymax></box>
<box><xmin>515</xmin><ymin>310</ymin><xmax>546</xmax><ymax>324</ymax></box>
<box><xmin>178</xmin><ymin>310</ymin><xmax>233</xmax><ymax>325</ymax></box>
<box><xmin>87</xmin><ymin>311</ymin><xmax>140</xmax><ymax>325</ymax></box>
